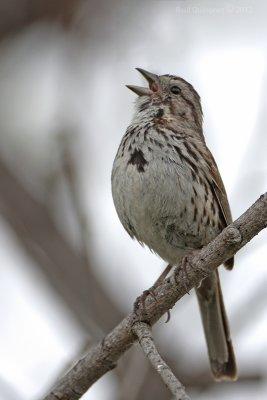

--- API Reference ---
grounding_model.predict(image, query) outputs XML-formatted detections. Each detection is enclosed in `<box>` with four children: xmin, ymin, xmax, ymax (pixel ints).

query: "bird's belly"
<box><xmin>112</xmin><ymin>157</ymin><xmax>218</xmax><ymax>265</ymax></box>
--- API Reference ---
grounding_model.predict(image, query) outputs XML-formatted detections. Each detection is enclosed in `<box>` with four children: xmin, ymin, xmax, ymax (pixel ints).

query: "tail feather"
<box><xmin>224</xmin><ymin>256</ymin><xmax>234</xmax><ymax>270</ymax></box>
<box><xmin>196</xmin><ymin>270</ymin><xmax>237</xmax><ymax>381</ymax></box>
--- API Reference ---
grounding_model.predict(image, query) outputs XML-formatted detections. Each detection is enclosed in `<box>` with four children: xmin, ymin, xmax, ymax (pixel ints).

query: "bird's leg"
<box><xmin>133</xmin><ymin>264</ymin><xmax>172</xmax><ymax>320</ymax></box>
<box><xmin>152</xmin><ymin>263</ymin><xmax>173</xmax><ymax>288</ymax></box>
<box><xmin>174</xmin><ymin>250</ymin><xmax>199</xmax><ymax>294</ymax></box>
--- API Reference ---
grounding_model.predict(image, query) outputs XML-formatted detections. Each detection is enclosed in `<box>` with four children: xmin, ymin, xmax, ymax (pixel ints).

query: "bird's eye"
<box><xmin>170</xmin><ymin>85</ymin><xmax>181</xmax><ymax>95</ymax></box>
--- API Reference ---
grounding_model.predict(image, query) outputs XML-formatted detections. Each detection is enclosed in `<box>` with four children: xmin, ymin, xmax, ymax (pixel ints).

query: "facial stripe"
<box><xmin>179</xmin><ymin>92</ymin><xmax>201</xmax><ymax>128</ymax></box>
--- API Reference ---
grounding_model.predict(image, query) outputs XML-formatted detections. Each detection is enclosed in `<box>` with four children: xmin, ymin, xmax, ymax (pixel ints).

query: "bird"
<box><xmin>111</xmin><ymin>68</ymin><xmax>237</xmax><ymax>381</ymax></box>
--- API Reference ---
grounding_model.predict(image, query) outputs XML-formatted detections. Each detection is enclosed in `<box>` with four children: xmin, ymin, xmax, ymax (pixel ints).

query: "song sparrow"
<box><xmin>111</xmin><ymin>68</ymin><xmax>237</xmax><ymax>381</ymax></box>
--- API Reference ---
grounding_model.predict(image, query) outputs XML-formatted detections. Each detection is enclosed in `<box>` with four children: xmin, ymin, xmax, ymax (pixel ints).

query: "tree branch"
<box><xmin>43</xmin><ymin>193</ymin><xmax>267</xmax><ymax>400</ymax></box>
<box><xmin>132</xmin><ymin>322</ymin><xmax>191</xmax><ymax>400</ymax></box>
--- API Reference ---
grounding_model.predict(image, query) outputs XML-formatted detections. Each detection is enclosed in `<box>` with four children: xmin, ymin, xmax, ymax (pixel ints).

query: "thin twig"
<box><xmin>132</xmin><ymin>322</ymin><xmax>191</xmax><ymax>400</ymax></box>
<box><xmin>43</xmin><ymin>193</ymin><xmax>267</xmax><ymax>400</ymax></box>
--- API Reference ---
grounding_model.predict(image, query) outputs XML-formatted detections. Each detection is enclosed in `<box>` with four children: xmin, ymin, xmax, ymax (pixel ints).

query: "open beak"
<box><xmin>126</xmin><ymin>68</ymin><xmax>159</xmax><ymax>96</ymax></box>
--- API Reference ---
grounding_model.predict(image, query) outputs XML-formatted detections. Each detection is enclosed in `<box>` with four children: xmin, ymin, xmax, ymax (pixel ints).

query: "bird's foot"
<box><xmin>133</xmin><ymin>286</ymin><xmax>171</xmax><ymax>324</ymax></box>
<box><xmin>133</xmin><ymin>287</ymin><xmax>157</xmax><ymax>321</ymax></box>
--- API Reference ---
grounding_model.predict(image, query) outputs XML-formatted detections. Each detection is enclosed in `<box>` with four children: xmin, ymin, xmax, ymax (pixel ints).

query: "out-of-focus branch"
<box><xmin>58</xmin><ymin>133</ymin><xmax>90</xmax><ymax>259</ymax></box>
<box><xmin>117</xmin><ymin>347</ymin><xmax>150</xmax><ymax>400</ymax></box>
<box><xmin>133</xmin><ymin>322</ymin><xmax>191</xmax><ymax>400</ymax></box>
<box><xmin>0</xmin><ymin>157</ymin><xmax>123</xmax><ymax>335</ymax></box>
<box><xmin>0</xmin><ymin>0</ymin><xmax>79</xmax><ymax>39</ymax></box>
<box><xmin>183</xmin><ymin>371</ymin><xmax>264</xmax><ymax>391</ymax></box>
<box><xmin>43</xmin><ymin>193</ymin><xmax>267</xmax><ymax>400</ymax></box>
<box><xmin>232</xmin><ymin>279</ymin><xmax>267</xmax><ymax>335</ymax></box>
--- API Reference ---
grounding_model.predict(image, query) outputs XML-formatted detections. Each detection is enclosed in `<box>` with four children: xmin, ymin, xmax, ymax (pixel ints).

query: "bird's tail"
<box><xmin>195</xmin><ymin>270</ymin><xmax>237</xmax><ymax>381</ymax></box>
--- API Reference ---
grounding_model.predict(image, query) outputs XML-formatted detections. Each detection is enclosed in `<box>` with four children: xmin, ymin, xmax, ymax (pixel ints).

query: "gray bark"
<box><xmin>43</xmin><ymin>193</ymin><xmax>267</xmax><ymax>400</ymax></box>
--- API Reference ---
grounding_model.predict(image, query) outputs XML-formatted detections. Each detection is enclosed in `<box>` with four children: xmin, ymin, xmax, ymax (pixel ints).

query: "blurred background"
<box><xmin>0</xmin><ymin>0</ymin><xmax>266</xmax><ymax>399</ymax></box>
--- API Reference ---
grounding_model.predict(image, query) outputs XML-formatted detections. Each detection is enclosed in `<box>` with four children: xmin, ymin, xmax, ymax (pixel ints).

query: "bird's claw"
<box><xmin>133</xmin><ymin>287</ymin><xmax>157</xmax><ymax>319</ymax></box>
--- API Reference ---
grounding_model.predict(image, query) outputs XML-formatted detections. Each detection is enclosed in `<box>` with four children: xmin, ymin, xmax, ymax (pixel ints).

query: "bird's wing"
<box><xmin>195</xmin><ymin>141</ymin><xmax>234</xmax><ymax>270</ymax></box>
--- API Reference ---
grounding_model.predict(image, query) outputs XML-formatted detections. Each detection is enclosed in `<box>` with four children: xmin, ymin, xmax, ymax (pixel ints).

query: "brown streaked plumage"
<box><xmin>111</xmin><ymin>68</ymin><xmax>237</xmax><ymax>381</ymax></box>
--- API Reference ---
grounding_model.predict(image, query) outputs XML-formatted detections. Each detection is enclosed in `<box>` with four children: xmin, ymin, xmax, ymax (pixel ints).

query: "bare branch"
<box><xmin>132</xmin><ymin>322</ymin><xmax>191</xmax><ymax>400</ymax></box>
<box><xmin>43</xmin><ymin>193</ymin><xmax>267</xmax><ymax>400</ymax></box>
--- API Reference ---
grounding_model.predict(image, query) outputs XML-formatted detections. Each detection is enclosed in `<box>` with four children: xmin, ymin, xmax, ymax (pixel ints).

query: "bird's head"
<box><xmin>127</xmin><ymin>68</ymin><xmax>203</xmax><ymax>130</ymax></box>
